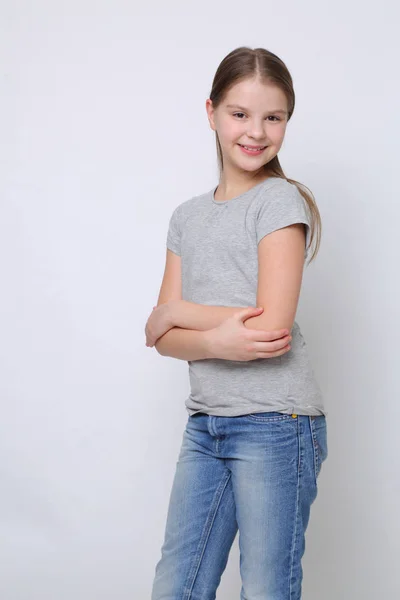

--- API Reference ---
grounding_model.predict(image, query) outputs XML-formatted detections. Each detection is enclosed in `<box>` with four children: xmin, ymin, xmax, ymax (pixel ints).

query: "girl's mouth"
<box><xmin>238</xmin><ymin>144</ymin><xmax>268</xmax><ymax>156</ymax></box>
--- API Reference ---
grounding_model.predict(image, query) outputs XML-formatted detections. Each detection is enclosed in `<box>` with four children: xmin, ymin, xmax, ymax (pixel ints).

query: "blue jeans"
<box><xmin>151</xmin><ymin>411</ymin><xmax>328</xmax><ymax>600</ymax></box>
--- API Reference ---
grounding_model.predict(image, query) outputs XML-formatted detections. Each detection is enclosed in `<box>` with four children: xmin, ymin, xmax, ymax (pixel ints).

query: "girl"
<box><xmin>145</xmin><ymin>46</ymin><xmax>328</xmax><ymax>600</ymax></box>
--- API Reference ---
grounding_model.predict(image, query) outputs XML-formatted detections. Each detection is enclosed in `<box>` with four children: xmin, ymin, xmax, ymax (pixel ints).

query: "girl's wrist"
<box><xmin>167</xmin><ymin>299</ymin><xmax>181</xmax><ymax>328</ymax></box>
<box><xmin>202</xmin><ymin>329</ymin><xmax>218</xmax><ymax>359</ymax></box>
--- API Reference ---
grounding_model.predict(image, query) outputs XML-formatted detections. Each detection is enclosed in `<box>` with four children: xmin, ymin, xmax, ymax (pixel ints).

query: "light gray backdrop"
<box><xmin>1</xmin><ymin>1</ymin><xmax>399</xmax><ymax>598</ymax></box>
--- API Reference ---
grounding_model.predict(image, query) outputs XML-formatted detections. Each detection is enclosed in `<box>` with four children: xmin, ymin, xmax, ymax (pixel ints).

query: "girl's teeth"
<box><xmin>241</xmin><ymin>145</ymin><xmax>265</xmax><ymax>151</ymax></box>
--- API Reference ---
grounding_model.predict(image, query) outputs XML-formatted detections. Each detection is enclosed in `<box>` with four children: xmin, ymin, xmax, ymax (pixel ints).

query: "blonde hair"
<box><xmin>209</xmin><ymin>46</ymin><xmax>321</xmax><ymax>264</ymax></box>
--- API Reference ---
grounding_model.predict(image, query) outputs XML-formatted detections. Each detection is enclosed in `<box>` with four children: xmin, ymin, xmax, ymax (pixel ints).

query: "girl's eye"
<box><xmin>232</xmin><ymin>113</ymin><xmax>280</xmax><ymax>122</ymax></box>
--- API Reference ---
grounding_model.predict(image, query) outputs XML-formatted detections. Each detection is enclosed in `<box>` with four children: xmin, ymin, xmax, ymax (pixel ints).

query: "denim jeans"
<box><xmin>151</xmin><ymin>411</ymin><xmax>328</xmax><ymax>600</ymax></box>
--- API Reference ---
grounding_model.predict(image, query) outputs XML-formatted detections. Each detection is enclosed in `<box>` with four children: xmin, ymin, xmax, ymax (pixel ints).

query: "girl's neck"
<box><xmin>214</xmin><ymin>174</ymin><xmax>272</xmax><ymax>202</ymax></box>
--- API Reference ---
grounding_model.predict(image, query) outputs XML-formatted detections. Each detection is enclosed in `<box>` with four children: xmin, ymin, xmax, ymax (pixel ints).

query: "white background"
<box><xmin>1</xmin><ymin>1</ymin><xmax>399</xmax><ymax>598</ymax></box>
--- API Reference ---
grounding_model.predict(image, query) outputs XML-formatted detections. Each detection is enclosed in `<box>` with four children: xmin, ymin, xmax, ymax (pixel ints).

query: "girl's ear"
<box><xmin>205</xmin><ymin>99</ymin><xmax>216</xmax><ymax>131</ymax></box>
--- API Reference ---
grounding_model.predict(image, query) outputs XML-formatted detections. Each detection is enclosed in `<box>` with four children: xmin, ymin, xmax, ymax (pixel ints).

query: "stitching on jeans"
<box><xmin>245</xmin><ymin>414</ymin><xmax>293</xmax><ymax>422</ymax></box>
<box><xmin>310</xmin><ymin>418</ymin><xmax>320</xmax><ymax>485</ymax></box>
<box><xmin>182</xmin><ymin>469</ymin><xmax>232</xmax><ymax>599</ymax></box>
<box><xmin>288</xmin><ymin>415</ymin><xmax>301</xmax><ymax>599</ymax></box>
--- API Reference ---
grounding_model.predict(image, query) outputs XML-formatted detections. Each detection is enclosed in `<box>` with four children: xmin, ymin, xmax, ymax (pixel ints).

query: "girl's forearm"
<box><xmin>169</xmin><ymin>300</ymin><xmax>246</xmax><ymax>331</ymax></box>
<box><xmin>154</xmin><ymin>300</ymin><xmax>251</xmax><ymax>361</ymax></box>
<box><xmin>154</xmin><ymin>326</ymin><xmax>216</xmax><ymax>361</ymax></box>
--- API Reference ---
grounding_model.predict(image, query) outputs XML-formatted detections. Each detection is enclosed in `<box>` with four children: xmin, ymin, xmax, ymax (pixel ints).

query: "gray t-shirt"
<box><xmin>166</xmin><ymin>176</ymin><xmax>325</xmax><ymax>417</ymax></box>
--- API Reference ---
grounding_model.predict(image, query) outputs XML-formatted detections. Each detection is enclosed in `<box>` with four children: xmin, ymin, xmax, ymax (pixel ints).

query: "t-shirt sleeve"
<box><xmin>166</xmin><ymin>204</ymin><xmax>182</xmax><ymax>256</ymax></box>
<box><xmin>255</xmin><ymin>181</ymin><xmax>311</xmax><ymax>258</ymax></box>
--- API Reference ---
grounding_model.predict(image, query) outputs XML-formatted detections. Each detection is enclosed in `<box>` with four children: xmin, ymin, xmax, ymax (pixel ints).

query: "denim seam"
<box><xmin>288</xmin><ymin>416</ymin><xmax>302</xmax><ymax>599</ymax></box>
<box><xmin>182</xmin><ymin>469</ymin><xmax>232</xmax><ymax>600</ymax></box>
<box><xmin>245</xmin><ymin>414</ymin><xmax>293</xmax><ymax>422</ymax></box>
<box><xmin>310</xmin><ymin>418</ymin><xmax>320</xmax><ymax>486</ymax></box>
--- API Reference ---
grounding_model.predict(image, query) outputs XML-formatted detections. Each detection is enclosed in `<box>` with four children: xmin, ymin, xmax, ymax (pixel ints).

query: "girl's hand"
<box><xmin>205</xmin><ymin>306</ymin><xmax>292</xmax><ymax>361</ymax></box>
<box><xmin>145</xmin><ymin>303</ymin><xmax>175</xmax><ymax>347</ymax></box>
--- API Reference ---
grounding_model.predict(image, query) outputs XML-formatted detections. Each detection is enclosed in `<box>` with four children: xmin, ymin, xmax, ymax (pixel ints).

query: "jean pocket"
<box><xmin>310</xmin><ymin>416</ymin><xmax>328</xmax><ymax>482</ymax></box>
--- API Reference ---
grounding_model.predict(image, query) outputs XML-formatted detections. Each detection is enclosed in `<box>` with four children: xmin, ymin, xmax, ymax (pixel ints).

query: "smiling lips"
<box><xmin>238</xmin><ymin>144</ymin><xmax>268</xmax><ymax>154</ymax></box>
<box><xmin>239</xmin><ymin>144</ymin><xmax>267</xmax><ymax>149</ymax></box>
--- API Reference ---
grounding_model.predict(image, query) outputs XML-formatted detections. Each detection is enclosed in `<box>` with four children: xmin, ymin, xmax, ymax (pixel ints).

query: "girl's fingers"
<box><xmin>252</xmin><ymin>329</ymin><xmax>290</xmax><ymax>341</ymax></box>
<box><xmin>253</xmin><ymin>336</ymin><xmax>291</xmax><ymax>351</ymax></box>
<box><xmin>256</xmin><ymin>345</ymin><xmax>291</xmax><ymax>358</ymax></box>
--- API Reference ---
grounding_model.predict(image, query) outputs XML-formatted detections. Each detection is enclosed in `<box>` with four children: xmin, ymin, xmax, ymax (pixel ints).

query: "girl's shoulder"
<box><xmin>257</xmin><ymin>176</ymin><xmax>299</xmax><ymax>198</ymax></box>
<box><xmin>255</xmin><ymin>177</ymin><xmax>308</xmax><ymax>211</ymax></box>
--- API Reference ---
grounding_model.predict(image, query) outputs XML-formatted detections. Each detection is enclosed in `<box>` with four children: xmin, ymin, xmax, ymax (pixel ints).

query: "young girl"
<box><xmin>145</xmin><ymin>46</ymin><xmax>328</xmax><ymax>600</ymax></box>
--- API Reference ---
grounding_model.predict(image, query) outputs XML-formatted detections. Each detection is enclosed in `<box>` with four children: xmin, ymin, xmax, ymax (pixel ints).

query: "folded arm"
<box><xmin>153</xmin><ymin>302</ymin><xmax>247</xmax><ymax>361</ymax></box>
<box><xmin>154</xmin><ymin>327</ymin><xmax>215</xmax><ymax>361</ymax></box>
<box><xmin>167</xmin><ymin>300</ymin><xmax>246</xmax><ymax>330</ymax></box>
<box><xmin>153</xmin><ymin>221</ymin><xmax>306</xmax><ymax>360</ymax></box>
<box><xmin>157</xmin><ymin>222</ymin><xmax>307</xmax><ymax>335</ymax></box>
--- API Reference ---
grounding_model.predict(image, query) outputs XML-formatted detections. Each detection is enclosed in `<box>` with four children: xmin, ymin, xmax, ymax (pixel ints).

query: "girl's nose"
<box><xmin>247</xmin><ymin>122</ymin><xmax>265</xmax><ymax>138</ymax></box>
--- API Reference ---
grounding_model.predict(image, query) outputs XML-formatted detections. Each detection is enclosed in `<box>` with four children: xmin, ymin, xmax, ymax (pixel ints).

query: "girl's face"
<box><xmin>206</xmin><ymin>77</ymin><xmax>289</xmax><ymax>173</ymax></box>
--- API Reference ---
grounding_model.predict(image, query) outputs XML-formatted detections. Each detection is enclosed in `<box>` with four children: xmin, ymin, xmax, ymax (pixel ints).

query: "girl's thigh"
<box><xmin>227</xmin><ymin>413</ymin><xmax>327</xmax><ymax>600</ymax></box>
<box><xmin>151</xmin><ymin>415</ymin><xmax>239</xmax><ymax>600</ymax></box>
